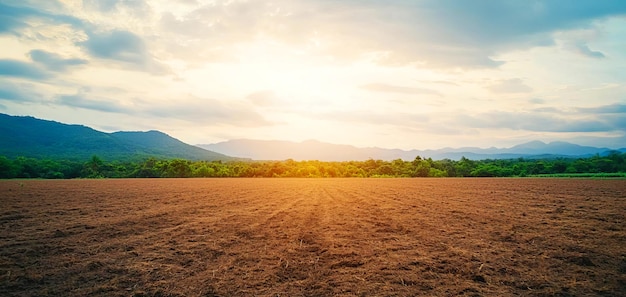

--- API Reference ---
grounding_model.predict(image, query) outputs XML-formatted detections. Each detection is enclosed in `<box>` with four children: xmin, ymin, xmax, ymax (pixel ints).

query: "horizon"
<box><xmin>1</xmin><ymin>1</ymin><xmax>625</xmax><ymax>150</ymax></box>
<box><xmin>0</xmin><ymin>113</ymin><xmax>626</xmax><ymax>151</ymax></box>
<box><xmin>201</xmin><ymin>137</ymin><xmax>624</xmax><ymax>151</ymax></box>
<box><xmin>5</xmin><ymin>111</ymin><xmax>625</xmax><ymax>152</ymax></box>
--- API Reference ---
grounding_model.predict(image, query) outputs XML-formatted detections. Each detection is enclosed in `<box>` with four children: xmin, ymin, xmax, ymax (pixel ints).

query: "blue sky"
<box><xmin>1</xmin><ymin>0</ymin><xmax>625</xmax><ymax>149</ymax></box>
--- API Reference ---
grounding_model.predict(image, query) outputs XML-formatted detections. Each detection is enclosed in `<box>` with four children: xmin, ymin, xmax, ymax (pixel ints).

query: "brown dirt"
<box><xmin>1</xmin><ymin>178</ymin><xmax>625</xmax><ymax>296</ymax></box>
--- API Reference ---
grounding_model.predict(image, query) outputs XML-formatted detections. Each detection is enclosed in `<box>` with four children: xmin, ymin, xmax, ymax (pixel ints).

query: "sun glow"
<box><xmin>234</xmin><ymin>43</ymin><xmax>344</xmax><ymax>98</ymax></box>
<box><xmin>184</xmin><ymin>40</ymin><xmax>355</xmax><ymax>108</ymax></box>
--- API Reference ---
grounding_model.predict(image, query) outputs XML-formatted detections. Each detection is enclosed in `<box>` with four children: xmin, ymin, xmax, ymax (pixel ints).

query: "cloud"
<box><xmin>487</xmin><ymin>78</ymin><xmax>533</xmax><ymax>94</ymax></box>
<box><xmin>0</xmin><ymin>2</ymin><xmax>85</xmax><ymax>36</ymax></box>
<box><xmin>270</xmin><ymin>0</ymin><xmax>626</xmax><ymax>68</ymax></box>
<box><xmin>457</xmin><ymin>111</ymin><xmax>615</xmax><ymax>133</ymax></box>
<box><xmin>145</xmin><ymin>96</ymin><xmax>274</xmax><ymax>127</ymax></box>
<box><xmin>0</xmin><ymin>60</ymin><xmax>49</xmax><ymax>79</ymax></box>
<box><xmin>156</xmin><ymin>0</ymin><xmax>276</xmax><ymax>45</ymax></box>
<box><xmin>528</xmin><ymin>98</ymin><xmax>545</xmax><ymax>104</ymax></box>
<box><xmin>604</xmin><ymin>114</ymin><xmax>626</xmax><ymax>130</ymax></box>
<box><xmin>560</xmin><ymin>135</ymin><xmax>626</xmax><ymax>149</ymax></box>
<box><xmin>246</xmin><ymin>90</ymin><xmax>280</xmax><ymax>107</ymax></box>
<box><xmin>578</xmin><ymin>103</ymin><xmax>626</xmax><ymax>114</ymax></box>
<box><xmin>5</xmin><ymin>0</ymin><xmax>626</xmax><ymax>71</ymax></box>
<box><xmin>492</xmin><ymin>103</ymin><xmax>626</xmax><ymax>133</ymax></box>
<box><xmin>420</xmin><ymin>80</ymin><xmax>459</xmax><ymax>86</ymax></box>
<box><xmin>56</xmin><ymin>93</ymin><xmax>130</xmax><ymax>113</ymax></box>
<box><xmin>159</xmin><ymin>12</ymin><xmax>205</xmax><ymax>38</ymax></box>
<box><xmin>0</xmin><ymin>51</ymin><xmax>87</xmax><ymax>81</ymax></box>
<box><xmin>178</xmin><ymin>0</ymin><xmax>198</xmax><ymax>5</ymax></box>
<box><xmin>79</xmin><ymin>30</ymin><xmax>169</xmax><ymax>74</ymax></box>
<box><xmin>565</xmin><ymin>42</ymin><xmax>606</xmax><ymax>58</ymax></box>
<box><xmin>532</xmin><ymin>107</ymin><xmax>560</xmax><ymax>113</ymax></box>
<box><xmin>574</xmin><ymin>44</ymin><xmax>606</xmax><ymax>58</ymax></box>
<box><xmin>79</xmin><ymin>30</ymin><xmax>145</xmax><ymax>63</ymax></box>
<box><xmin>156</xmin><ymin>2</ymin><xmax>274</xmax><ymax>62</ymax></box>
<box><xmin>0</xmin><ymin>81</ymin><xmax>42</xmax><ymax>102</ymax></box>
<box><xmin>0</xmin><ymin>2</ymin><xmax>165</xmax><ymax>74</ymax></box>
<box><xmin>0</xmin><ymin>2</ymin><xmax>30</xmax><ymax>34</ymax></box>
<box><xmin>54</xmin><ymin>90</ymin><xmax>273</xmax><ymax>127</ymax></box>
<box><xmin>29</xmin><ymin>50</ymin><xmax>88</xmax><ymax>71</ymax></box>
<box><xmin>82</xmin><ymin>0</ymin><xmax>151</xmax><ymax>17</ymax></box>
<box><xmin>317</xmin><ymin>100</ymin><xmax>626</xmax><ymax>135</ymax></box>
<box><xmin>360</xmin><ymin>83</ymin><xmax>440</xmax><ymax>96</ymax></box>
<box><xmin>55</xmin><ymin>0</ymin><xmax>616</xmax><ymax>70</ymax></box>
<box><xmin>82</xmin><ymin>0</ymin><xmax>123</xmax><ymax>12</ymax></box>
<box><xmin>316</xmin><ymin>111</ymin><xmax>430</xmax><ymax>127</ymax></box>
<box><xmin>412</xmin><ymin>0</ymin><xmax>626</xmax><ymax>46</ymax></box>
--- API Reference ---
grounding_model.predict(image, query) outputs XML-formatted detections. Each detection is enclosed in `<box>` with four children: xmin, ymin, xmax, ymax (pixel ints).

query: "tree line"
<box><xmin>1</xmin><ymin>152</ymin><xmax>625</xmax><ymax>179</ymax></box>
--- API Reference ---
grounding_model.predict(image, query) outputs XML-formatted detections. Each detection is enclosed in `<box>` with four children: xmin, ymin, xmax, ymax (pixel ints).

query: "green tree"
<box><xmin>0</xmin><ymin>156</ymin><xmax>17</xmax><ymax>178</ymax></box>
<box><xmin>551</xmin><ymin>160</ymin><xmax>568</xmax><ymax>174</ymax></box>
<box><xmin>166</xmin><ymin>159</ymin><xmax>192</xmax><ymax>178</ymax></box>
<box><xmin>132</xmin><ymin>157</ymin><xmax>160</xmax><ymax>178</ymax></box>
<box><xmin>192</xmin><ymin>163</ymin><xmax>215</xmax><ymax>177</ymax></box>
<box><xmin>82</xmin><ymin>155</ymin><xmax>104</xmax><ymax>178</ymax></box>
<box><xmin>437</xmin><ymin>159</ymin><xmax>457</xmax><ymax>177</ymax></box>
<box><xmin>455</xmin><ymin>157</ymin><xmax>475</xmax><ymax>177</ymax></box>
<box><xmin>428</xmin><ymin>167</ymin><xmax>447</xmax><ymax>177</ymax></box>
<box><xmin>411</xmin><ymin>156</ymin><xmax>431</xmax><ymax>177</ymax></box>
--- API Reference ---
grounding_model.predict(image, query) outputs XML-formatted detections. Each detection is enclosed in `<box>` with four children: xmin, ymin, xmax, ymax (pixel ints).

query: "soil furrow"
<box><xmin>0</xmin><ymin>178</ymin><xmax>624</xmax><ymax>296</ymax></box>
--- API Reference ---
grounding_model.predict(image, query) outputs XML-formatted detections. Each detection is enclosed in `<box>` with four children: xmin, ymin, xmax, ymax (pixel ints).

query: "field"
<box><xmin>1</xmin><ymin>179</ymin><xmax>625</xmax><ymax>296</ymax></box>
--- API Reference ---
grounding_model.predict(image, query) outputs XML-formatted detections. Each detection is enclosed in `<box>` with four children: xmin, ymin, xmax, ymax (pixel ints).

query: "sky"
<box><xmin>1</xmin><ymin>0</ymin><xmax>625</xmax><ymax>150</ymax></box>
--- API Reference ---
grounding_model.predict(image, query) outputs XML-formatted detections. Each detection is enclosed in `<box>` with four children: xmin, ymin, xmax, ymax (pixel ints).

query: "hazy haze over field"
<box><xmin>1</xmin><ymin>0</ymin><xmax>625</xmax><ymax>150</ymax></box>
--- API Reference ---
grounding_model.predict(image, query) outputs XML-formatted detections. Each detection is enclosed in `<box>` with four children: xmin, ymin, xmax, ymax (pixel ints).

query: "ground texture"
<box><xmin>1</xmin><ymin>178</ymin><xmax>625</xmax><ymax>296</ymax></box>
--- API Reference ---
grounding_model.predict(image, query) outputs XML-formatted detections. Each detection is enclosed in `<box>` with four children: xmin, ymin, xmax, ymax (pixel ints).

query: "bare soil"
<box><xmin>1</xmin><ymin>178</ymin><xmax>625</xmax><ymax>296</ymax></box>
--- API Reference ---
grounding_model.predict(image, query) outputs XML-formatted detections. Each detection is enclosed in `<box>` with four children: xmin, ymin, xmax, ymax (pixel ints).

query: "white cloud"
<box><xmin>487</xmin><ymin>78</ymin><xmax>533</xmax><ymax>94</ymax></box>
<box><xmin>360</xmin><ymin>83</ymin><xmax>440</xmax><ymax>96</ymax></box>
<box><xmin>29</xmin><ymin>49</ymin><xmax>88</xmax><ymax>71</ymax></box>
<box><xmin>0</xmin><ymin>59</ymin><xmax>50</xmax><ymax>79</ymax></box>
<box><xmin>568</xmin><ymin>42</ymin><xmax>606</xmax><ymax>58</ymax></box>
<box><xmin>246</xmin><ymin>90</ymin><xmax>280</xmax><ymax>107</ymax></box>
<box><xmin>78</xmin><ymin>29</ymin><xmax>170</xmax><ymax>74</ymax></box>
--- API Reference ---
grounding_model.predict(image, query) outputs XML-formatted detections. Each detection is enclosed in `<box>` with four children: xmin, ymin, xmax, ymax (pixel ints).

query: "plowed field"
<box><xmin>1</xmin><ymin>178</ymin><xmax>625</xmax><ymax>296</ymax></box>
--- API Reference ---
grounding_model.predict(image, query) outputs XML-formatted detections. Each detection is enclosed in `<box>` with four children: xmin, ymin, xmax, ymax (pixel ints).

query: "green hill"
<box><xmin>0</xmin><ymin>113</ymin><xmax>235</xmax><ymax>161</ymax></box>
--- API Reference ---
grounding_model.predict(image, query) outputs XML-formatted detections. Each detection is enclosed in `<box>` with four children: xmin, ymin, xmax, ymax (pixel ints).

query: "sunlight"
<box><xmin>184</xmin><ymin>39</ymin><xmax>352</xmax><ymax>110</ymax></box>
<box><xmin>231</xmin><ymin>41</ymin><xmax>345</xmax><ymax>100</ymax></box>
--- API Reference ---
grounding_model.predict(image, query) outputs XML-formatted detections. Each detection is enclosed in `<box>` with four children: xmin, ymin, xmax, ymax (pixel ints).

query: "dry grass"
<box><xmin>1</xmin><ymin>178</ymin><xmax>625</xmax><ymax>296</ymax></box>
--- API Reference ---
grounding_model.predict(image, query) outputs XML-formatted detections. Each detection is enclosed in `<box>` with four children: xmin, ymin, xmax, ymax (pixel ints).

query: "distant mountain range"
<box><xmin>0</xmin><ymin>113</ymin><xmax>236</xmax><ymax>161</ymax></box>
<box><xmin>2</xmin><ymin>113</ymin><xmax>623</xmax><ymax>162</ymax></box>
<box><xmin>198</xmin><ymin>139</ymin><xmax>626</xmax><ymax>161</ymax></box>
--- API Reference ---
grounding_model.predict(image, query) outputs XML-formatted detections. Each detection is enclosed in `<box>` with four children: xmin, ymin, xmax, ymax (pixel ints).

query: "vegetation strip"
<box><xmin>1</xmin><ymin>151</ymin><xmax>625</xmax><ymax>178</ymax></box>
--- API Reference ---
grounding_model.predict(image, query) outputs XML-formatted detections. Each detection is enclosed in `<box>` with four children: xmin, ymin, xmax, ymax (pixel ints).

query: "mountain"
<box><xmin>196</xmin><ymin>139</ymin><xmax>384</xmax><ymax>161</ymax></box>
<box><xmin>0</xmin><ymin>113</ymin><xmax>235</xmax><ymax>161</ymax></box>
<box><xmin>2</xmin><ymin>113</ymin><xmax>622</xmax><ymax>162</ymax></box>
<box><xmin>504</xmin><ymin>141</ymin><xmax>611</xmax><ymax>156</ymax></box>
<box><xmin>198</xmin><ymin>139</ymin><xmax>625</xmax><ymax>161</ymax></box>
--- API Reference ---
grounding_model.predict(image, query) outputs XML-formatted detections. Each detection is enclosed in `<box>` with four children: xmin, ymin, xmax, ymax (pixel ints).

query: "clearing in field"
<box><xmin>1</xmin><ymin>178</ymin><xmax>625</xmax><ymax>296</ymax></box>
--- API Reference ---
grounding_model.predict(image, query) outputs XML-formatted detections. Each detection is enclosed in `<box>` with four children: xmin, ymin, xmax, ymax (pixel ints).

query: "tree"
<box><xmin>0</xmin><ymin>156</ymin><xmax>17</xmax><ymax>178</ymax></box>
<box><xmin>437</xmin><ymin>159</ymin><xmax>457</xmax><ymax>177</ymax></box>
<box><xmin>551</xmin><ymin>160</ymin><xmax>568</xmax><ymax>174</ymax></box>
<box><xmin>192</xmin><ymin>164</ymin><xmax>215</xmax><ymax>177</ymax></box>
<box><xmin>412</xmin><ymin>156</ymin><xmax>431</xmax><ymax>177</ymax></box>
<box><xmin>455</xmin><ymin>157</ymin><xmax>475</xmax><ymax>177</ymax></box>
<box><xmin>376</xmin><ymin>164</ymin><xmax>394</xmax><ymax>176</ymax></box>
<box><xmin>166</xmin><ymin>159</ymin><xmax>192</xmax><ymax>178</ymax></box>
<box><xmin>132</xmin><ymin>157</ymin><xmax>160</xmax><ymax>178</ymax></box>
<box><xmin>83</xmin><ymin>155</ymin><xmax>104</xmax><ymax>178</ymax></box>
